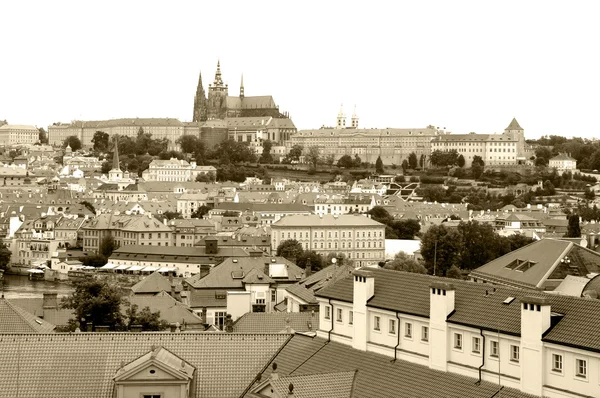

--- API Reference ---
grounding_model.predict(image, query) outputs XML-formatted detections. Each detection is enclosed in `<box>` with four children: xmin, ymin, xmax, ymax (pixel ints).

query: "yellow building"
<box><xmin>271</xmin><ymin>214</ymin><xmax>386</xmax><ymax>267</ymax></box>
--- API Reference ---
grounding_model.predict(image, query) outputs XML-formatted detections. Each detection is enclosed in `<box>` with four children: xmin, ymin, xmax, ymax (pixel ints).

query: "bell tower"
<box><xmin>336</xmin><ymin>104</ymin><xmax>346</xmax><ymax>129</ymax></box>
<box><xmin>207</xmin><ymin>60</ymin><xmax>229</xmax><ymax>120</ymax></box>
<box><xmin>351</xmin><ymin>105</ymin><xmax>359</xmax><ymax>128</ymax></box>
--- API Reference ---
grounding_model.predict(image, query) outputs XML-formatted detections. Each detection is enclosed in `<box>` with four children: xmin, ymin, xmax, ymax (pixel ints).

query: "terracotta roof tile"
<box><xmin>233</xmin><ymin>312</ymin><xmax>319</xmax><ymax>333</ymax></box>
<box><xmin>0</xmin><ymin>298</ymin><xmax>55</xmax><ymax>333</ymax></box>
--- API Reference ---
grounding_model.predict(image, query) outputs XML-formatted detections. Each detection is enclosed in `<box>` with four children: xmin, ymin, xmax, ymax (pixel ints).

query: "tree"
<box><xmin>124</xmin><ymin>303</ymin><xmax>169</xmax><ymax>331</ymax></box>
<box><xmin>419</xmin><ymin>154</ymin><xmax>426</xmax><ymax>168</ymax></box>
<box><xmin>163</xmin><ymin>211</ymin><xmax>183</xmax><ymax>220</ymax></box>
<box><xmin>383</xmin><ymin>251</ymin><xmax>427</xmax><ymax>274</ymax></box>
<box><xmin>63</xmin><ymin>136</ymin><xmax>82</xmax><ymax>151</ymax></box>
<box><xmin>457</xmin><ymin>221</ymin><xmax>503</xmax><ymax>270</ymax></box>
<box><xmin>296</xmin><ymin>250</ymin><xmax>324</xmax><ymax>272</ymax></box>
<box><xmin>472</xmin><ymin>155</ymin><xmax>484</xmax><ymax>167</ymax></box>
<box><xmin>0</xmin><ymin>243</ymin><xmax>12</xmax><ymax>271</ymax></box>
<box><xmin>38</xmin><ymin>127</ymin><xmax>49</xmax><ymax>144</ymax></box>
<box><xmin>212</xmin><ymin>139</ymin><xmax>256</xmax><ymax>164</ymax></box>
<box><xmin>61</xmin><ymin>279</ymin><xmax>123</xmax><ymax>331</ymax></box>
<box><xmin>408</xmin><ymin>152</ymin><xmax>418</xmax><ymax>169</ymax></box>
<box><xmin>390</xmin><ymin>219</ymin><xmax>421</xmax><ymax>239</ymax></box>
<box><xmin>471</xmin><ymin>163</ymin><xmax>483</xmax><ymax>179</ymax></box>
<box><xmin>375</xmin><ymin>156</ymin><xmax>384</xmax><ymax>174</ymax></box>
<box><xmin>566</xmin><ymin>214</ymin><xmax>581</xmax><ymax>238</ymax></box>
<box><xmin>324</xmin><ymin>153</ymin><xmax>335</xmax><ymax>167</ymax></box>
<box><xmin>306</xmin><ymin>146</ymin><xmax>321</xmax><ymax>170</ymax></box>
<box><xmin>285</xmin><ymin>144</ymin><xmax>303</xmax><ymax>163</ymax></box>
<box><xmin>177</xmin><ymin>134</ymin><xmax>201</xmax><ymax>154</ymax></box>
<box><xmin>420</xmin><ymin>225</ymin><xmax>463</xmax><ymax>276</ymax></box>
<box><xmin>401</xmin><ymin>159</ymin><xmax>409</xmax><ymax>172</ymax></box>
<box><xmin>196</xmin><ymin>171</ymin><xmax>216</xmax><ymax>182</ymax></box>
<box><xmin>353</xmin><ymin>154</ymin><xmax>362</xmax><ymax>168</ymax></box>
<box><xmin>135</xmin><ymin>127</ymin><xmax>153</xmax><ymax>155</ymax></box>
<box><xmin>337</xmin><ymin>154</ymin><xmax>354</xmax><ymax>168</ymax></box>
<box><xmin>535</xmin><ymin>156</ymin><xmax>549</xmax><ymax>167</ymax></box>
<box><xmin>101</xmin><ymin>161</ymin><xmax>111</xmax><ymax>174</ymax></box>
<box><xmin>367</xmin><ymin>206</ymin><xmax>393</xmax><ymax>224</ymax></box>
<box><xmin>446</xmin><ymin>265</ymin><xmax>463</xmax><ymax>279</ymax></box>
<box><xmin>99</xmin><ymin>235</ymin><xmax>116</xmax><ymax>258</ymax></box>
<box><xmin>276</xmin><ymin>239</ymin><xmax>304</xmax><ymax>261</ymax></box>
<box><xmin>584</xmin><ymin>188</ymin><xmax>595</xmax><ymax>200</ymax></box>
<box><xmin>457</xmin><ymin>154</ymin><xmax>465</xmax><ymax>168</ymax></box>
<box><xmin>78</xmin><ymin>253</ymin><xmax>108</xmax><ymax>268</ymax></box>
<box><xmin>259</xmin><ymin>140</ymin><xmax>274</xmax><ymax>164</ymax></box>
<box><xmin>191</xmin><ymin>205</ymin><xmax>210</xmax><ymax>219</ymax></box>
<box><xmin>92</xmin><ymin>131</ymin><xmax>109</xmax><ymax>153</ymax></box>
<box><xmin>430</xmin><ymin>149</ymin><xmax>459</xmax><ymax>167</ymax></box>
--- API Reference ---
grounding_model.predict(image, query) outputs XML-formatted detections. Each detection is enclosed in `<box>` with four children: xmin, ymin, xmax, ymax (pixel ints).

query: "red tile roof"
<box><xmin>0</xmin><ymin>298</ymin><xmax>55</xmax><ymax>333</ymax></box>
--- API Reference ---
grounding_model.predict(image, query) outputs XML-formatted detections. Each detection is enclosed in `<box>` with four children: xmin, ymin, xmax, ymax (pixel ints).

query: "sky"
<box><xmin>1</xmin><ymin>0</ymin><xmax>599</xmax><ymax>139</ymax></box>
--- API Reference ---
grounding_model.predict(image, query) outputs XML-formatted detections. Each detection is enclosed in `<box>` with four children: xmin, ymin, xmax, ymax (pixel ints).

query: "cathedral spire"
<box><xmin>213</xmin><ymin>60</ymin><xmax>224</xmax><ymax>87</ymax></box>
<box><xmin>193</xmin><ymin>70</ymin><xmax>207</xmax><ymax>122</ymax></box>
<box><xmin>112</xmin><ymin>137</ymin><xmax>120</xmax><ymax>171</ymax></box>
<box><xmin>337</xmin><ymin>104</ymin><xmax>346</xmax><ymax>129</ymax></box>
<box><xmin>351</xmin><ymin>105</ymin><xmax>359</xmax><ymax>128</ymax></box>
<box><xmin>240</xmin><ymin>74</ymin><xmax>244</xmax><ymax>99</ymax></box>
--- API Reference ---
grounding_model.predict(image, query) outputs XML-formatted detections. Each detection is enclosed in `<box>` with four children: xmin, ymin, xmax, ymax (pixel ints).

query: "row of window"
<box><xmin>552</xmin><ymin>353</ymin><xmax>588</xmax><ymax>379</ymax></box>
<box><xmin>280</xmin><ymin>230</ymin><xmax>384</xmax><ymax>240</ymax></box>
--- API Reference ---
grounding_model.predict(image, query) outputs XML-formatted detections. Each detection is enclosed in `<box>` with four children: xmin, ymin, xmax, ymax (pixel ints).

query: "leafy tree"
<box><xmin>430</xmin><ymin>149</ymin><xmax>459</xmax><ymax>167</ymax></box>
<box><xmin>390</xmin><ymin>219</ymin><xmax>421</xmax><ymax>239</ymax></box>
<box><xmin>419</xmin><ymin>154</ymin><xmax>426</xmax><ymax>168</ymax></box>
<box><xmin>457</xmin><ymin>221</ymin><xmax>503</xmax><ymax>270</ymax></box>
<box><xmin>78</xmin><ymin>254</ymin><xmax>108</xmax><ymax>268</ymax></box>
<box><xmin>212</xmin><ymin>139</ymin><xmax>256</xmax><ymax>164</ymax></box>
<box><xmin>535</xmin><ymin>147</ymin><xmax>553</xmax><ymax>163</ymax></box>
<box><xmin>196</xmin><ymin>171</ymin><xmax>216</xmax><ymax>182</ymax></box>
<box><xmin>38</xmin><ymin>127</ymin><xmax>49</xmax><ymax>144</ymax></box>
<box><xmin>135</xmin><ymin>127</ymin><xmax>153</xmax><ymax>155</ymax></box>
<box><xmin>324</xmin><ymin>153</ymin><xmax>336</xmax><ymax>167</ymax></box>
<box><xmin>99</xmin><ymin>235</ymin><xmax>116</xmax><ymax>257</ymax></box>
<box><xmin>383</xmin><ymin>251</ymin><xmax>426</xmax><ymax>274</ymax></box>
<box><xmin>375</xmin><ymin>156</ymin><xmax>384</xmax><ymax>174</ymax></box>
<box><xmin>420</xmin><ymin>224</ymin><xmax>463</xmax><ymax>276</ymax></box>
<box><xmin>584</xmin><ymin>188</ymin><xmax>595</xmax><ymax>200</ymax></box>
<box><xmin>401</xmin><ymin>159</ymin><xmax>409</xmax><ymax>172</ymax></box>
<box><xmin>337</xmin><ymin>154</ymin><xmax>354</xmax><ymax>168</ymax></box>
<box><xmin>276</xmin><ymin>239</ymin><xmax>304</xmax><ymax>261</ymax></box>
<box><xmin>296</xmin><ymin>250</ymin><xmax>324</xmax><ymax>272</ymax></box>
<box><xmin>259</xmin><ymin>140</ymin><xmax>274</xmax><ymax>164</ymax></box>
<box><xmin>367</xmin><ymin>206</ymin><xmax>393</xmax><ymax>224</ymax></box>
<box><xmin>124</xmin><ymin>303</ymin><xmax>169</xmax><ymax>331</ymax></box>
<box><xmin>177</xmin><ymin>134</ymin><xmax>201</xmax><ymax>154</ymax></box>
<box><xmin>306</xmin><ymin>146</ymin><xmax>321</xmax><ymax>170</ymax></box>
<box><xmin>0</xmin><ymin>243</ymin><xmax>12</xmax><ymax>271</ymax></box>
<box><xmin>566</xmin><ymin>214</ymin><xmax>581</xmax><ymax>238</ymax></box>
<box><xmin>191</xmin><ymin>205</ymin><xmax>210</xmax><ymax>219</ymax></box>
<box><xmin>63</xmin><ymin>136</ymin><xmax>82</xmax><ymax>151</ymax></box>
<box><xmin>163</xmin><ymin>211</ymin><xmax>183</xmax><ymax>220</ymax></box>
<box><xmin>471</xmin><ymin>163</ymin><xmax>483</xmax><ymax>179</ymax></box>
<box><xmin>158</xmin><ymin>150</ymin><xmax>184</xmax><ymax>160</ymax></box>
<box><xmin>408</xmin><ymin>152</ymin><xmax>418</xmax><ymax>169</ymax></box>
<box><xmin>535</xmin><ymin>156</ymin><xmax>549</xmax><ymax>166</ymax></box>
<box><xmin>61</xmin><ymin>279</ymin><xmax>123</xmax><ymax>331</ymax></box>
<box><xmin>92</xmin><ymin>131</ymin><xmax>109</xmax><ymax>153</ymax></box>
<box><xmin>472</xmin><ymin>155</ymin><xmax>484</xmax><ymax>167</ymax></box>
<box><xmin>446</xmin><ymin>265</ymin><xmax>463</xmax><ymax>279</ymax></box>
<box><xmin>285</xmin><ymin>144</ymin><xmax>303</xmax><ymax>163</ymax></box>
<box><xmin>457</xmin><ymin>154</ymin><xmax>465</xmax><ymax>168</ymax></box>
<box><xmin>216</xmin><ymin>164</ymin><xmax>248</xmax><ymax>182</ymax></box>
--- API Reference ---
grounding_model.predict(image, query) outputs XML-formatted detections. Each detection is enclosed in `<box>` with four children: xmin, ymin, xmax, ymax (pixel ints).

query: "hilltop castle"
<box><xmin>192</xmin><ymin>61</ymin><xmax>291</xmax><ymax>121</ymax></box>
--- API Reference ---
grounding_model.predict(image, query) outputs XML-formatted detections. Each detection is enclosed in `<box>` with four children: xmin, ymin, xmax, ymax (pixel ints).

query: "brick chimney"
<box><xmin>428</xmin><ymin>282</ymin><xmax>455</xmax><ymax>372</ymax></box>
<box><xmin>43</xmin><ymin>293</ymin><xmax>58</xmax><ymax>310</ymax></box>
<box><xmin>130</xmin><ymin>324</ymin><xmax>142</xmax><ymax>333</ymax></box>
<box><xmin>520</xmin><ymin>296</ymin><xmax>551</xmax><ymax>396</ymax></box>
<box><xmin>205</xmin><ymin>236</ymin><xmax>218</xmax><ymax>254</ymax></box>
<box><xmin>352</xmin><ymin>269</ymin><xmax>374</xmax><ymax>351</ymax></box>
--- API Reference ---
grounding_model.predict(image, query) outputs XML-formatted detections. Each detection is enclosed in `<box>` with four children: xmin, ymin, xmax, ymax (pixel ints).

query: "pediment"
<box><xmin>114</xmin><ymin>347</ymin><xmax>194</xmax><ymax>383</ymax></box>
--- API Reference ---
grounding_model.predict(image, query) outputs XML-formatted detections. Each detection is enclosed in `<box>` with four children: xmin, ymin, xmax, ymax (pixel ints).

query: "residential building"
<box><xmin>226</xmin><ymin>116</ymin><xmax>296</xmax><ymax>145</ymax></box>
<box><xmin>0</xmin><ymin>124</ymin><xmax>39</xmax><ymax>145</ymax></box>
<box><xmin>495</xmin><ymin>213</ymin><xmax>546</xmax><ymax>234</ymax></box>
<box><xmin>167</xmin><ymin>218</ymin><xmax>216</xmax><ymax>247</ymax></box>
<box><xmin>54</xmin><ymin>216</ymin><xmax>85</xmax><ymax>247</ymax></box>
<box><xmin>209</xmin><ymin>202</ymin><xmax>312</xmax><ymax>225</ymax></box>
<box><xmin>176</xmin><ymin>192</ymin><xmax>210</xmax><ymax>218</ymax></box>
<box><xmin>141</xmin><ymin>158</ymin><xmax>216</xmax><ymax>182</ymax></box>
<box><xmin>315</xmin><ymin>267</ymin><xmax>600</xmax><ymax>398</ymax></box>
<box><xmin>0</xmin><ymin>165</ymin><xmax>31</xmax><ymax>186</ymax></box>
<box><xmin>549</xmin><ymin>153</ymin><xmax>577</xmax><ymax>172</ymax></box>
<box><xmin>82</xmin><ymin>213</ymin><xmax>172</xmax><ymax>253</ymax></box>
<box><xmin>289</xmin><ymin>125</ymin><xmax>438</xmax><ymax>166</ymax></box>
<box><xmin>13</xmin><ymin>215</ymin><xmax>61</xmax><ymax>266</ymax></box>
<box><xmin>314</xmin><ymin>194</ymin><xmax>375</xmax><ymax>216</ymax></box>
<box><xmin>194</xmin><ymin>234</ymin><xmax>271</xmax><ymax>254</ymax></box>
<box><xmin>430</xmin><ymin>118</ymin><xmax>526</xmax><ymax>166</ymax></box>
<box><xmin>271</xmin><ymin>214</ymin><xmax>386</xmax><ymax>267</ymax></box>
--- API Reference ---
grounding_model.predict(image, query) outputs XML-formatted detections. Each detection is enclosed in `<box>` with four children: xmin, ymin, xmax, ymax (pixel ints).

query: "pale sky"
<box><xmin>1</xmin><ymin>0</ymin><xmax>599</xmax><ymax>138</ymax></box>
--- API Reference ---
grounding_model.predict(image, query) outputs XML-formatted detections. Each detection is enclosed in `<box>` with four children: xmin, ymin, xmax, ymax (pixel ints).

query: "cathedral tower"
<box><xmin>239</xmin><ymin>74</ymin><xmax>244</xmax><ymax>99</ymax></box>
<box><xmin>207</xmin><ymin>60</ymin><xmax>229</xmax><ymax>120</ymax></box>
<box><xmin>108</xmin><ymin>137</ymin><xmax>123</xmax><ymax>182</ymax></box>
<box><xmin>337</xmin><ymin>104</ymin><xmax>346</xmax><ymax>129</ymax></box>
<box><xmin>193</xmin><ymin>71</ymin><xmax>207</xmax><ymax>122</ymax></box>
<box><xmin>351</xmin><ymin>105</ymin><xmax>359</xmax><ymax>128</ymax></box>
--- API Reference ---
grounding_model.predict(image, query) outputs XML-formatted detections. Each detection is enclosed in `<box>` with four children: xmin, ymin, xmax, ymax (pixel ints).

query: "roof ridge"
<box><xmin>2</xmin><ymin>298</ymin><xmax>47</xmax><ymax>333</ymax></box>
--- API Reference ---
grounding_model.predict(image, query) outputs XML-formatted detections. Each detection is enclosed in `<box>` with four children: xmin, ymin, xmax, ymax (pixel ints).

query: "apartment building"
<box><xmin>210</xmin><ymin>202</ymin><xmax>312</xmax><ymax>225</ymax></box>
<box><xmin>0</xmin><ymin>124</ymin><xmax>39</xmax><ymax>145</ymax></box>
<box><xmin>141</xmin><ymin>158</ymin><xmax>216</xmax><ymax>182</ymax></box>
<box><xmin>313</xmin><ymin>194</ymin><xmax>375</xmax><ymax>216</ymax></box>
<box><xmin>82</xmin><ymin>213</ymin><xmax>172</xmax><ymax>253</ymax></box>
<box><xmin>316</xmin><ymin>267</ymin><xmax>600</xmax><ymax>398</ymax></box>
<box><xmin>13</xmin><ymin>215</ymin><xmax>61</xmax><ymax>266</ymax></box>
<box><xmin>167</xmin><ymin>218</ymin><xmax>216</xmax><ymax>247</ymax></box>
<box><xmin>176</xmin><ymin>192</ymin><xmax>210</xmax><ymax>218</ymax></box>
<box><xmin>271</xmin><ymin>214</ymin><xmax>385</xmax><ymax>267</ymax></box>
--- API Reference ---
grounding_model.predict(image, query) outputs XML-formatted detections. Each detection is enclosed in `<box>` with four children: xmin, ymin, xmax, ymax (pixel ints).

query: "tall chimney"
<box><xmin>428</xmin><ymin>282</ymin><xmax>455</xmax><ymax>372</ymax></box>
<box><xmin>43</xmin><ymin>293</ymin><xmax>58</xmax><ymax>310</ymax></box>
<box><xmin>352</xmin><ymin>269</ymin><xmax>374</xmax><ymax>351</ymax></box>
<box><xmin>520</xmin><ymin>296</ymin><xmax>551</xmax><ymax>396</ymax></box>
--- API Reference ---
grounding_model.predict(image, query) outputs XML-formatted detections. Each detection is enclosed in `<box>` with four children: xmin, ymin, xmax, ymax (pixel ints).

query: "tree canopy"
<box><xmin>92</xmin><ymin>131</ymin><xmax>109</xmax><ymax>153</ymax></box>
<box><xmin>430</xmin><ymin>149</ymin><xmax>458</xmax><ymax>167</ymax></box>
<box><xmin>64</xmin><ymin>136</ymin><xmax>82</xmax><ymax>151</ymax></box>
<box><xmin>383</xmin><ymin>251</ymin><xmax>426</xmax><ymax>274</ymax></box>
<box><xmin>0</xmin><ymin>243</ymin><xmax>11</xmax><ymax>271</ymax></box>
<box><xmin>375</xmin><ymin>156</ymin><xmax>384</xmax><ymax>174</ymax></box>
<box><xmin>276</xmin><ymin>239</ymin><xmax>304</xmax><ymax>261</ymax></box>
<box><xmin>61</xmin><ymin>279</ymin><xmax>124</xmax><ymax>331</ymax></box>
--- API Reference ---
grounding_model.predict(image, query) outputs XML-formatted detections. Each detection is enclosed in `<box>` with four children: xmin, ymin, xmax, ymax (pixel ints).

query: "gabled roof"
<box><xmin>125</xmin><ymin>293</ymin><xmax>203</xmax><ymax>327</ymax></box>
<box><xmin>0</xmin><ymin>298</ymin><xmax>56</xmax><ymax>333</ymax></box>
<box><xmin>0</xmin><ymin>333</ymin><xmax>291</xmax><ymax>398</ymax></box>
<box><xmin>316</xmin><ymin>267</ymin><xmax>600</xmax><ymax>353</ymax></box>
<box><xmin>130</xmin><ymin>272</ymin><xmax>172</xmax><ymax>294</ymax></box>
<box><xmin>286</xmin><ymin>263</ymin><xmax>355</xmax><ymax>304</ymax></box>
<box><xmin>233</xmin><ymin>312</ymin><xmax>319</xmax><ymax>333</ymax></box>
<box><xmin>550</xmin><ymin>153</ymin><xmax>576</xmax><ymax>161</ymax></box>
<box><xmin>251</xmin><ymin>334</ymin><xmax>536</xmax><ymax>398</ymax></box>
<box><xmin>252</xmin><ymin>370</ymin><xmax>357</xmax><ymax>398</ymax></box>
<box><xmin>505</xmin><ymin>117</ymin><xmax>523</xmax><ymax>130</ymax></box>
<box><xmin>114</xmin><ymin>346</ymin><xmax>194</xmax><ymax>381</ymax></box>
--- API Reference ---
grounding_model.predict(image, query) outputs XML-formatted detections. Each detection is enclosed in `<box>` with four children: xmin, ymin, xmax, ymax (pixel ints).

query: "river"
<box><xmin>1</xmin><ymin>274</ymin><xmax>74</xmax><ymax>299</ymax></box>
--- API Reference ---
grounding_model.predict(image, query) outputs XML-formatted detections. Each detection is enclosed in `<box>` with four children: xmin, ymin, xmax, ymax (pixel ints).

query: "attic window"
<box><xmin>215</xmin><ymin>291</ymin><xmax>226</xmax><ymax>299</ymax></box>
<box><xmin>505</xmin><ymin>259</ymin><xmax>536</xmax><ymax>272</ymax></box>
<box><xmin>231</xmin><ymin>270</ymin><xmax>244</xmax><ymax>279</ymax></box>
<box><xmin>503</xmin><ymin>297</ymin><xmax>515</xmax><ymax>305</ymax></box>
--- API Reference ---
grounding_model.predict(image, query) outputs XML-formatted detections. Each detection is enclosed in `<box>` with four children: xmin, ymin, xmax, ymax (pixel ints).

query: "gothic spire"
<box><xmin>213</xmin><ymin>60</ymin><xmax>224</xmax><ymax>86</ymax></box>
<box><xmin>193</xmin><ymin>70</ymin><xmax>207</xmax><ymax>122</ymax></box>
<box><xmin>240</xmin><ymin>74</ymin><xmax>244</xmax><ymax>98</ymax></box>
<box><xmin>112</xmin><ymin>137</ymin><xmax>120</xmax><ymax>171</ymax></box>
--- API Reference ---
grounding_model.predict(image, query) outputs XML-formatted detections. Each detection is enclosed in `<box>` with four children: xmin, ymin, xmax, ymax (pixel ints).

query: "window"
<box><xmin>552</xmin><ymin>354</ymin><xmax>563</xmax><ymax>373</ymax></box>
<box><xmin>576</xmin><ymin>358</ymin><xmax>587</xmax><ymax>378</ymax></box>
<box><xmin>389</xmin><ymin>319</ymin><xmax>396</xmax><ymax>334</ymax></box>
<box><xmin>454</xmin><ymin>333</ymin><xmax>463</xmax><ymax>349</ymax></box>
<box><xmin>405</xmin><ymin>322</ymin><xmax>412</xmax><ymax>338</ymax></box>
<box><xmin>271</xmin><ymin>290</ymin><xmax>276</xmax><ymax>302</ymax></box>
<box><xmin>214</xmin><ymin>311</ymin><xmax>227</xmax><ymax>331</ymax></box>
<box><xmin>472</xmin><ymin>337</ymin><xmax>481</xmax><ymax>353</ymax></box>
<box><xmin>336</xmin><ymin>308</ymin><xmax>343</xmax><ymax>322</ymax></box>
<box><xmin>374</xmin><ymin>316</ymin><xmax>380</xmax><ymax>331</ymax></box>
<box><xmin>421</xmin><ymin>326</ymin><xmax>429</xmax><ymax>342</ymax></box>
<box><xmin>143</xmin><ymin>395</ymin><xmax>161</xmax><ymax>398</ymax></box>
<box><xmin>490</xmin><ymin>341</ymin><xmax>499</xmax><ymax>357</ymax></box>
<box><xmin>349</xmin><ymin>311</ymin><xmax>353</xmax><ymax>325</ymax></box>
<box><xmin>510</xmin><ymin>345</ymin><xmax>519</xmax><ymax>362</ymax></box>
<box><xmin>325</xmin><ymin>306</ymin><xmax>331</xmax><ymax>320</ymax></box>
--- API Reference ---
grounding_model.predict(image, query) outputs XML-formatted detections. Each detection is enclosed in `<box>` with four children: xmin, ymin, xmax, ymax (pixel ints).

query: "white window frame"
<box><xmin>421</xmin><ymin>326</ymin><xmax>429</xmax><ymax>342</ymax></box>
<box><xmin>575</xmin><ymin>358</ymin><xmax>587</xmax><ymax>379</ymax></box>
<box><xmin>389</xmin><ymin>319</ymin><xmax>396</xmax><ymax>334</ymax></box>
<box><xmin>552</xmin><ymin>353</ymin><xmax>563</xmax><ymax>373</ymax></box>
<box><xmin>404</xmin><ymin>322</ymin><xmax>412</xmax><ymax>338</ymax></box>
<box><xmin>490</xmin><ymin>340</ymin><xmax>499</xmax><ymax>358</ymax></box>
<box><xmin>349</xmin><ymin>311</ymin><xmax>353</xmax><ymax>325</ymax></box>
<box><xmin>472</xmin><ymin>337</ymin><xmax>481</xmax><ymax>354</ymax></box>
<box><xmin>373</xmin><ymin>316</ymin><xmax>380</xmax><ymax>331</ymax></box>
<box><xmin>336</xmin><ymin>308</ymin><xmax>343</xmax><ymax>323</ymax></box>
<box><xmin>510</xmin><ymin>345</ymin><xmax>519</xmax><ymax>363</ymax></box>
<box><xmin>324</xmin><ymin>306</ymin><xmax>331</xmax><ymax>320</ymax></box>
<box><xmin>454</xmin><ymin>333</ymin><xmax>463</xmax><ymax>350</ymax></box>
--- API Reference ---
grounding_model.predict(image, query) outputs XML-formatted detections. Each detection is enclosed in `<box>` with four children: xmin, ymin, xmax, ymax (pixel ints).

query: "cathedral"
<box><xmin>192</xmin><ymin>61</ymin><xmax>290</xmax><ymax>122</ymax></box>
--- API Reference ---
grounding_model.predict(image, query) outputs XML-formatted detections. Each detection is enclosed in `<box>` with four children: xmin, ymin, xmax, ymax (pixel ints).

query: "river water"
<box><xmin>1</xmin><ymin>274</ymin><xmax>74</xmax><ymax>299</ymax></box>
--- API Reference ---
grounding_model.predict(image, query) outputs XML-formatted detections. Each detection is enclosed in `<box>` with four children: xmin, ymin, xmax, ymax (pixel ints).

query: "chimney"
<box><xmin>270</xmin><ymin>363</ymin><xmax>279</xmax><ymax>380</ymax></box>
<box><xmin>224</xmin><ymin>314</ymin><xmax>233</xmax><ymax>332</ymax></box>
<box><xmin>43</xmin><ymin>293</ymin><xmax>58</xmax><ymax>310</ymax></box>
<box><xmin>95</xmin><ymin>325</ymin><xmax>110</xmax><ymax>333</ymax></box>
<box><xmin>130</xmin><ymin>324</ymin><xmax>143</xmax><ymax>333</ymax></box>
<box><xmin>305</xmin><ymin>264</ymin><xmax>312</xmax><ymax>277</ymax></box>
<box><xmin>205</xmin><ymin>236</ymin><xmax>218</xmax><ymax>254</ymax></box>
<box><xmin>352</xmin><ymin>269</ymin><xmax>374</xmax><ymax>351</ymax></box>
<box><xmin>428</xmin><ymin>282</ymin><xmax>455</xmax><ymax>372</ymax></box>
<box><xmin>287</xmin><ymin>383</ymin><xmax>295</xmax><ymax>397</ymax></box>
<box><xmin>520</xmin><ymin>296</ymin><xmax>551</xmax><ymax>396</ymax></box>
<box><xmin>169</xmin><ymin>322</ymin><xmax>181</xmax><ymax>333</ymax></box>
<box><xmin>201</xmin><ymin>307</ymin><xmax>207</xmax><ymax>323</ymax></box>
